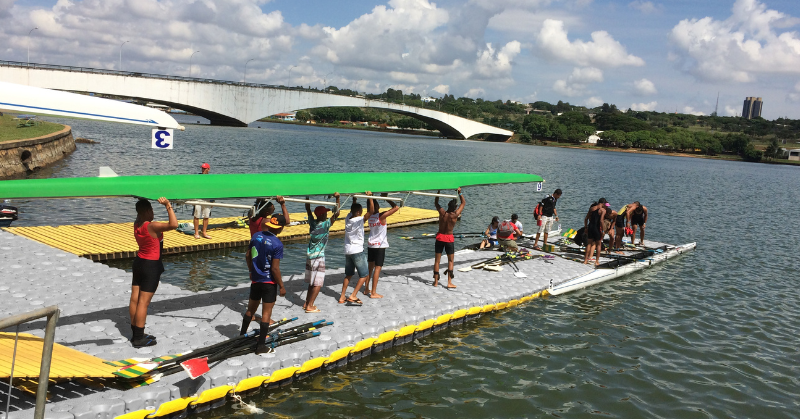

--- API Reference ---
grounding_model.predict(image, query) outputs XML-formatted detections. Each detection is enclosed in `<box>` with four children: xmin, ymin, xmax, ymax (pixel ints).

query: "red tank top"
<box><xmin>135</xmin><ymin>221</ymin><xmax>162</xmax><ymax>260</ymax></box>
<box><xmin>249</xmin><ymin>217</ymin><xmax>264</xmax><ymax>237</ymax></box>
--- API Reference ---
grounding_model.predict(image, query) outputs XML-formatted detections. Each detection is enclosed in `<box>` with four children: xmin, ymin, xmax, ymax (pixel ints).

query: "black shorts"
<box><xmin>367</xmin><ymin>248</ymin><xmax>386</xmax><ymax>266</ymax></box>
<box><xmin>132</xmin><ymin>257</ymin><xmax>164</xmax><ymax>293</ymax></box>
<box><xmin>615</xmin><ymin>215</ymin><xmax>625</xmax><ymax>228</ymax></box>
<box><xmin>586</xmin><ymin>225</ymin><xmax>603</xmax><ymax>241</ymax></box>
<box><xmin>631</xmin><ymin>214</ymin><xmax>645</xmax><ymax>226</ymax></box>
<box><xmin>435</xmin><ymin>240</ymin><xmax>455</xmax><ymax>255</ymax></box>
<box><xmin>249</xmin><ymin>282</ymin><xmax>277</xmax><ymax>303</ymax></box>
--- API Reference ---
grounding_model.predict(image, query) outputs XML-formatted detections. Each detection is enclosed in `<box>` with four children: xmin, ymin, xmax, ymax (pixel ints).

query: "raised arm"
<box><xmin>276</xmin><ymin>196</ymin><xmax>290</xmax><ymax>224</ymax></box>
<box><xmin>304</xmin><ymin>196</ymin><xmax>313</xmax><ymax>220</ymax></box>
<box><xmin>455</xmin><ymin>187</ymin><xmax>466</xmax><ymax>217</ymax></box>
<box><xmin>379</xmin><ymin>193</ymin><xmax>400</xmax><ymax>221</ymax></box>
<box><xmin>434</xmin><ymin>190</ymin><xmax>444</xmax><ymax>215</ymax></box>
<box><xmin>365</xmin><ymin>191</ymin><xmax>374</xmax><ymax>217</ymax></box>
<box><xmin>330</xmin><ymin>192</ymin><xmax>341</xmax><ymax>222</ymax></box>
<box><xmin>148</xmin><ymin>197</ymin><xmax>178</xmax><ymax>235</ymax></box>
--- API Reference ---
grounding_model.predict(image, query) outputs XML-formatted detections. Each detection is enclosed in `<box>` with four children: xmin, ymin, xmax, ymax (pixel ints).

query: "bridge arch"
<box><xmin>0</xmin><ymin>61</ymin><xmax>513</xmax><ymax>140</ymax></box>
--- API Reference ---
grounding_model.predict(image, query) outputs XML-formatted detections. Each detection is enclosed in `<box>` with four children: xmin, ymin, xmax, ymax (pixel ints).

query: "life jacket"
<box><xmin>534</xmin><ymin>202</ymin><xmax>543</xmax><ymax>217</ymax></box>
<box><xmin>497</xmin><ymin>220</ymin><xmax>516</xmax><ymax>239</ymax></box>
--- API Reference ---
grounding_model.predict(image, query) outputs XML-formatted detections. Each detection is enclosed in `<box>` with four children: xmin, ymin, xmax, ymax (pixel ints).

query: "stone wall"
<box><xmin>0</xmin><ymin>125</ymin><xmax>75</xmax><ymax>178</ymax></box>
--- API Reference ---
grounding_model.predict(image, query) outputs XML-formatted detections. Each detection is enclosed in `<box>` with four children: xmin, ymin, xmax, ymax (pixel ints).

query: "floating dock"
<box><xmin>2</xmin><ymin>207</ymin><xmax>439</xmax><ymax>261</ymax></box>
<box><xmin>0</xmin><ymin>229</ymin><xmax>693</xmax><ymax>418</ymax></box>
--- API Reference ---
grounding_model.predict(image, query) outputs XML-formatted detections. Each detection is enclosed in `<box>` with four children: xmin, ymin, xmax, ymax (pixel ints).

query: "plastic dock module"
<box><xmin>2</xmin><ymin>207</ymin><xmax>439</xmax><ymax>261</ymax></box>
<box><xmin>0</xmin><ymin>228</ymin><xmax>693</xmax><ymax>418</ymax></box>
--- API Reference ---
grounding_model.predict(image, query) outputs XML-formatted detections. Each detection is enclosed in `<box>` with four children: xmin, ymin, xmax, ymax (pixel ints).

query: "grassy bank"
<box><xmin>0</xmin><ymin>113</ymin><xmax>65</xmax><ymax>143</ymax></box>
<box><xmin>257</xmin><ymin>118</ymin><xmax>442</xmax><ymax>137</ymax></box>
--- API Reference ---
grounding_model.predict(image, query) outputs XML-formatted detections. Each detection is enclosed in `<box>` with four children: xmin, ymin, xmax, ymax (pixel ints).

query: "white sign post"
<box><xmin>151</xmin><ymin>129</ymin><xmax>174</xmax><ymax>149</ymax></box>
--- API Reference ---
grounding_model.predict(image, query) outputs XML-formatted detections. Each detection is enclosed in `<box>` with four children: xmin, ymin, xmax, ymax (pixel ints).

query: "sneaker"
<box><xmin>131</xmin><ymin>336</ymin><xmax>157</xmax><ymax>348</ymax></box>
<box><xmin>129</xmin><ymin>334</ymin><xmax>156</xmax><ymax>342</ymax></box>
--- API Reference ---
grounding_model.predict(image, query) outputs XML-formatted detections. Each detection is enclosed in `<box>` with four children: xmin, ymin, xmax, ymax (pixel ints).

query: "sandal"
<box><xmin>346</xmin><ymin>297</ymin><xmax>363</xmax><ymax>305</ymax></box>
<box><xmin>304</xmin><ymin>307</ymin><xmax>321</xmax><ymax>313</ymax></box>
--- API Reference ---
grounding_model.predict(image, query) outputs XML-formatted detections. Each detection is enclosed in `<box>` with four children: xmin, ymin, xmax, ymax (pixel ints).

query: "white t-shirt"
<box><xmin>344</xmin><ymin>213</ymin><xmax>364</xmax><ymax>255</ymax></box>
<box><xmin>514</xmin><ymin>221</ymin><xmax>523</xmax><ymax>232</ymax></box>
<box><xmin>368</xmin><ymin>213</ymin><xmax>389</xmax><ymax>248</ymax></box>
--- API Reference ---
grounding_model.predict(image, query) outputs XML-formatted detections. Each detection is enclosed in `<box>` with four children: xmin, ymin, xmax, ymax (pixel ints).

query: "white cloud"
<box><xmin>725</xmin><ymin>105</ymin><xmax>739</xmax><ymax>116</ymax></box>
<box><xmin>552</xmin><ymin>66</ymin><xmax>603</xmax><ymax>97</ymax></box>
<box><xmin>631</xmin><ymin>101</ymin><xmax>658</xmax><ymax>111</ymax></box>
<box><xmin>584</xmin><ymin>96</ymin><xmax>604</xmax><ymax>108</ymax></box>
<box><xmin>788</xmin><ymin>82</ymin><xmax>800</xmax><ymax>102</ymax></box>
<box><xmin>464</xmin><ymin>87</ymin><xmax>486</xmax><ymax>98</ymax></box>
<box><xmin>683</xmin><ymin>106</ymin><xmax>705</xmax><ymax>116</ymax></box>
<box><xmin>537</xmin><ymin>19</ymin><xmax>645</xmax><ymax>67</ymax></box>
<box><xmin>633</xmin><ymin>78</ymin><xmax>658</xmax><ymax>95</ymax></box>
<box><xmin>628</xmin><ymin>1</ymin><xmax>662</xmax><ymax>14</ymax></box>
<box><xmin>488</xmin><ymin>8</ymin><xmax>582</xmax><ymax>36</ymax></box>
<box><xmin>475</xmin><ymin>41</ymin><xmax>522</xmax><ymax>78</ymax></box>
<box><xmin>669</xmin><ymin>0</ymin><xmax>800</xmax><ymax>82</ymax></box>
<box><xmin>432</xmin><ymin>84</ymin><xmax>450</xmax><ymax>95</ymax></box>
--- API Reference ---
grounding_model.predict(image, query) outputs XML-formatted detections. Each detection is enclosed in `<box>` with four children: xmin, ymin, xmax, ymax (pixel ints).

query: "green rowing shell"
<box><xmin>0</xmin><ymin>172</ymin><xmax>543</xmax><ymax>200</ymax></box>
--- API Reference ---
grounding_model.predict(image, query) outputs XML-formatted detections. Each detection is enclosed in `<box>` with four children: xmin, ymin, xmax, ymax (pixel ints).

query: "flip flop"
<box><xmin>346</xmin><ymin>297</ymin><xmax>363</xmax><ymax>305</ymax></box>
<box><xmin>304</xmin><ymin>307</ymin><xmax>321</xmax><ymax>313</ymax></box>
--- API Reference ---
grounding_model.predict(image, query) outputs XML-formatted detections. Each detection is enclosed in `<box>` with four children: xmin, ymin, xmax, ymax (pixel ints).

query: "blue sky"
<box><xmin>2</xmin><ymin>0</ymin><xmax>799</xmax><ymax>118</ymax></box>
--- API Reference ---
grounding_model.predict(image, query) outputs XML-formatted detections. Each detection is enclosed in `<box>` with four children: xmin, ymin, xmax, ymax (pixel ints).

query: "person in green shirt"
<box><xmin>303</xmin><ymin>193</ymin><xmax>340</xmax><ymax>313</ymax></box>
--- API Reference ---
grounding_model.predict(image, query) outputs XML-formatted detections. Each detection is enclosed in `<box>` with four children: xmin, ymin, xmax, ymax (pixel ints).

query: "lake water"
<box><xmin>10</xmin><ymin>117</ymin><xmax>800</xmax><ymax>418</ymax></box>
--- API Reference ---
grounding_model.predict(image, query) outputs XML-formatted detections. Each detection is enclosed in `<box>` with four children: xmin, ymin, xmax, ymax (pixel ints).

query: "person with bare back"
<box><xmin>363</xmin><ymin>192</ymin><xmax>400</xmax><ymax>299</ymax></box>
<box><xmin>433</xmin><ymin>188</ymin><xmax>465</xmax><ymax>289</ymax></box>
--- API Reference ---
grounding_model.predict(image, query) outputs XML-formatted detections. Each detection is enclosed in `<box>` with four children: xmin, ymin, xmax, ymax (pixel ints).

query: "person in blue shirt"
<box><xmin>303</xmin><ymin>192</ymin><xmax>340</xmax><ymax>313</ymax></box>
<box><xmin>241</xmin><ymin>196</ymin><xmax>290</xmax><ymax>354</ymax></box>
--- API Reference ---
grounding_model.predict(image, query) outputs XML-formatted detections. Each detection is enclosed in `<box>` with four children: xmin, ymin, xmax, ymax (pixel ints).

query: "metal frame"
<box><xmin>0</xmin><ymin>305</ymin><xmax>60</xmax><ymax>419</ymax></box>
<box><xmin>410</xmin><ymin>191</ymin><xmax>459</xmax><ymax>199</ymax></box>
<box><xmin>179</xmin><ymin>200</ymin><xmax>254</xmax><ymax>210</ymax></box>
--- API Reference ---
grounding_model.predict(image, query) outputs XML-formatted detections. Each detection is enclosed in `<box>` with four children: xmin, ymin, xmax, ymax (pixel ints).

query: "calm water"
<box><xmin>10</xmin><ymin>117</ymin><xmax>800</xmax><ymax>418</ymax></box>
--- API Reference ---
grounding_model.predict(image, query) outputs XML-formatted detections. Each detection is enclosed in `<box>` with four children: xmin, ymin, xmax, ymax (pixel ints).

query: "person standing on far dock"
<box><xmin>364</xmin><ymin>192</ymin><xmax>400</xmax><ymax>299</ymax></box>
<box><xmin>193</xmin><ymin>163</ymin><xmax>213</xmax><ymax>239</ymax></box>
<box><xmin>433</xmin><ymin>188</ymin><xmax>465</xmax><ymax>289</ymax></box>
<box><xmin>303</xmin><ymin>192</ymin><xmax>340</xmax><ymax>313</ymax></box>
<box><xmin>130</xmin><ymin>197</ymin><xmax>178</xmax><ymax>348</ymax></box>
<box><xmin>242</xmin><ymin>196</ymin><xmax>290</xmax><ymax>354</ymax></box>
<box><xmin>533</xmin><ymin>189</ymin><xmax>561</xmax><ymax>250</ymax></box>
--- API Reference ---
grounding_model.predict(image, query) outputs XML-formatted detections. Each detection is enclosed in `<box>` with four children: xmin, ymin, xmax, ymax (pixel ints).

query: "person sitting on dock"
<box><xmin>339</xmin><ymin>196</ymin><xmax>370</xmax><ymax>305</ymax></box>
<box><xmin>242</xmin><ymin>196</ymin><xmax>289</xmax><ymax>354</ymax></box>
<box><xmin>303</xmin><ymin>192</ymin><xmax>341</xmax><ymax>313</ymax></box>
<box><xmin>583</xmin><ymin>199</ymin><xmax>606</xmax><ymax>267</ymax></box>
<box><xmin>497</xmin><ymin>217</ymin><xmax>521</xmax><ymax>251</ymax></box>
<box><xmin>479</xmin><ymin>216</ymin><xmax>500</xmax><ymax>249</ymax></box>
<box><xmin>532</xmin><ymin>189</ymin><xmax>561</xmax><ymax>250</ymax></box>
<box><xmin>193</xmin><ymin>163</ymin><xmax>213</xmax><ymax>239</ymax></box>
<box><xmin>130</xmin><ymin>197</ymin><xmax>178</xmax><ymax>348</ymax></box>
<box><xmin>433</xmin><ymin>188</ymin><xmax>465</xmax><ymax>289</ymax></box>
<box><xmin>249</xmin><ymin>199</ymin><xmax>275</xmax><ymax>237</ymax></box>
<box><xmin>511</xmin><ymin>213</ymin><xmax>523</xmax><ymax>237</ymax></box>
<box><xmin>627</xmin><ymin>201</ymin><xmax>648</xmax><ymax>246</ymax></box>
<box><xmin>364</xmin><ymin>192</ymin><xmax>400</xmax><ymax>299</ymax></box>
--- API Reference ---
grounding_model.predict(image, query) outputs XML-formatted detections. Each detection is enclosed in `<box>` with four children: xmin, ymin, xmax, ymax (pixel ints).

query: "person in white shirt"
<box><xmin>511</xmin><ymin>213</ymin><xmax>523</xmax><ymax>237</ymax></box>
<box><xmin>363</xmin><ymin>192</ymin><xmax>399</xmax><ymax>299</ymax></box>
<box><xmin>338</xmin><ymin>197</ymin><xmax>370</xmax><ymax>305</ymax></box>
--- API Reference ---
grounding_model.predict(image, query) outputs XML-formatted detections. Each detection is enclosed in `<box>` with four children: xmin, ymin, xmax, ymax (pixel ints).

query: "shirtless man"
<box><xmin>626</xmin><ymin>201</ymin><xmax>648</xmax><ymax>245</ymax></box>
<box><xmin>433</xmin><ymin>188</ymin><xmax>466</xmax><ymax>289</ymax></box>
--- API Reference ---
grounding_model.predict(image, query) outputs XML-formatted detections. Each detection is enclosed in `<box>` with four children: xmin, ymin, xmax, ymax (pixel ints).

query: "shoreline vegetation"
<box><xmin>0</xmin><ymin>113</ymin><xmax>65</xmax><ymax>143</ymax></box>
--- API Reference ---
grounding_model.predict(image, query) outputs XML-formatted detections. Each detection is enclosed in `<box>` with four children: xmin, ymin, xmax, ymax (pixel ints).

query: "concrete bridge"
<box><xmin>0</xmin><ymin>61</ymin><xmax>512</xmax><ymax>140</ymax></box>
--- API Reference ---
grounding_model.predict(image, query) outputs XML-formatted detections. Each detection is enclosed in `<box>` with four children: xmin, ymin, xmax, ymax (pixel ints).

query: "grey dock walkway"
<box><xmin>0</xmin><ymin>229</ymin><xmax>670</xmax><ymax>418</ymax></box>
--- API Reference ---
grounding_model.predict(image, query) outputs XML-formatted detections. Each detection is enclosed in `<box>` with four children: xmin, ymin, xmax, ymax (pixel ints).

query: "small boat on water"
<box><xmin>0</xmin><ymin>203</ymin><xmax>18</xmax><ymax>227</ymax></box>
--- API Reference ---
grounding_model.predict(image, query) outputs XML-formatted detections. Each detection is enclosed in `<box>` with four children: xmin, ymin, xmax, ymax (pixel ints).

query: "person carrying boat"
<box><xmin>242</xmin><ymin>196</ymin><xmax>289</xmax><ymax>354</ymax></box>
<box><xmin>497</xmin><ymin>216</ymin><xmax>521</xmax><ymax>251</ymax></box>
<box><xmin>339</xmin><ymin>195</ymin><xmax>370</xmax><ymax>305</ymax></box>
<box><xmin>249</xmin><ymin>199</ymin><xmax>275</xmax><ymax>237</ymax></box>
<box><xmin>532</xmin><ymin>189</ymin><xmax>562</xmax><ymax>250</ymax></box>
<box><xmin>193</xmin><ymin>163</ymin><xmax>213</xmax><ymax>239</ymax></box>
<box><xmin>479</xmin><ymin>216</ymin><xmax>500</xmax><ymax>249</ymax></box>
<box><xmin>303</xmin><ymin>192</ymin><xmax>341</xmax><ymax>313</ymax></box>
<box><xmin>626</xmin><ymin>201</ymin><xmax>648</xmax><ymax>246</ymax></box>
<box><xmin>364</xmin><ymin>192</ymin><xmax>400</xmax><ymax>299</ymax></box>
<box><xmin>583</xmin><ymin>199</ymin><xmax>606</xmax><ymax>267</ymax></box>
<box><xmin>433</xmin><ymin>188</ymin><xmax>466</xmax><ymax>289</ymax></box>
<box><xmin>130</xmin><ymin>197</ymin><xmax>178</xmax><ymax>348</ymax></box>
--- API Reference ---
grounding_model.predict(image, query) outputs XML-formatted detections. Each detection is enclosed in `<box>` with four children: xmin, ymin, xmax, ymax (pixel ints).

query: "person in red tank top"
<box><xmin>130</xmin><ymin>197</ymin><xmax>177</xmax><ymax>348</ymax></box>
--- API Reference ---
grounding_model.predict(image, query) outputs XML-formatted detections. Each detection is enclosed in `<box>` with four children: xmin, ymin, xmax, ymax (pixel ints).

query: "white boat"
<box><xmin>548</xmin><ymin>242</ymin><xmax>696</xmax><ymax>295</ymax></box>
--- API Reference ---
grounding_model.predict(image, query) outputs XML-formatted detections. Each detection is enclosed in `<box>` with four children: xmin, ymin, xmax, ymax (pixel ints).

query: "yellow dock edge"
<box><xmin>3</xmin><ymin>207</ymin><xmax>439</xmax><ymax>261</ymax></box>
<box><xmin>114</xmin><ymin>289</ymin><xmax>551</xmax><ymax>419</ymax></box>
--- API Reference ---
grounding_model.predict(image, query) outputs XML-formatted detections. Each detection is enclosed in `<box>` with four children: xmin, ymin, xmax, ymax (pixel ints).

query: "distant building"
<box><xmin>789</xmin><ymin>149</ymin><xmax>800</xmax><ymax>161</ymax></box>
<box><xmin>587</xmin><ymin>130</ymin><xmax>603</xmax><ymax>144</ymax></box>
<box><xmin>274</xmin><ymin>112</ymin><xmax>296</xmax><ymax>121</ymax></box>
<box><xmin>742</xmin><ymin>97</ymin><xmax>763</xmax><ymax>119</ymax></box>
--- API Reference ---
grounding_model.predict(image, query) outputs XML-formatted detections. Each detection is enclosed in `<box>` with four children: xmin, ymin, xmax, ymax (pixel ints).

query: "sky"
<box><xmin>1</xmin><ymin>0</ymin><xmax>799</xmax><ymax>119</ymax></box>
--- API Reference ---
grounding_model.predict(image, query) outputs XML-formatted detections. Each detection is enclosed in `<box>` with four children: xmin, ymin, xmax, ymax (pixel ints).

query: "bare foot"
<box><xmin>369</xmin><ymin>293</ymin><xmax>383</xmax><ymax>299</ymax></box>
<box><xmin>446</xmin><ymin>283</ymin><xmax>457</xmax><ymax>289</ymax></box>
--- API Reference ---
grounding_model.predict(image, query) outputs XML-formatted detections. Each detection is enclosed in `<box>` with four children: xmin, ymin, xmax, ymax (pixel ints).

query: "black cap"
<box><xmin>264</xmin><ymin>213</ymin><xmax>287</xmax><ymax>228</ymax></box>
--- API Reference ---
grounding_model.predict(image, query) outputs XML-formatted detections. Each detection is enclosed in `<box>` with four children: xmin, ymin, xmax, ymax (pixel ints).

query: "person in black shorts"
<box><xmin>432</xmin><ymin>188</ymin><xmax>465</xmax><ymax>289</ymax></box>
<box><xmin>242</xmin><ymin>197</ymin><xmax>290</xmax><ymax>354</ymax></box>
<box><xmin>130</xmin><ymin>197</ymin><xmax>177</xmax><ymax>348</ymax></box>
<box><xmin>627</xmin><ymin>201</ymin><xmax>648</xmax><ymax>246</ymax></box>
<box><xmin>583</xmin><ymin>199</ymin><xmax>606</xmax><ymax>267</ymax></box>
